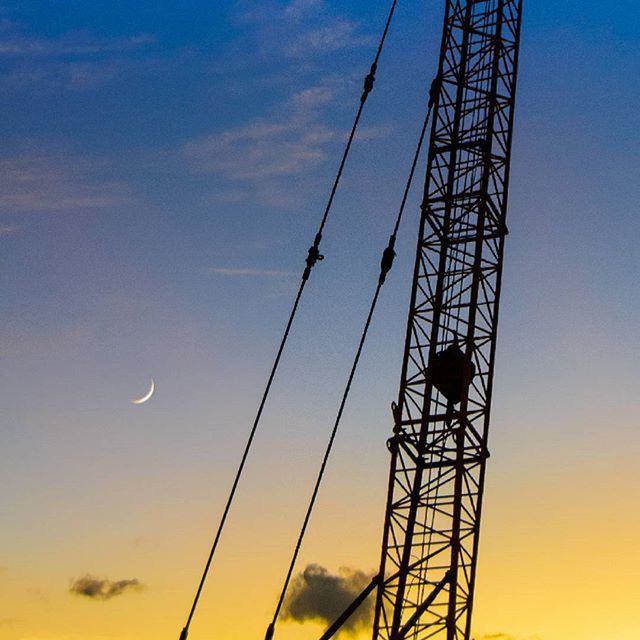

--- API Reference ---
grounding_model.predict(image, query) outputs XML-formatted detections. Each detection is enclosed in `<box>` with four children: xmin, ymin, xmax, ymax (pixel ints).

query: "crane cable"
<box><xmin>264</xmin><ymin>74</ymin><xmax>442</xmax><ymax>640</ymax></box>
<box><xmin>178</xmin><ymin>3</ymin><xmax>399</xmax><ymax>639</ymax></box>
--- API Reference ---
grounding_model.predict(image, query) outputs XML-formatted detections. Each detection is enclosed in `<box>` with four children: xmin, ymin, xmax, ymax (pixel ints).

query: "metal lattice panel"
<box><xmin>372</xmin><ymin>1</ymin><xmax>523</xmax><ymax>639</ymax></box>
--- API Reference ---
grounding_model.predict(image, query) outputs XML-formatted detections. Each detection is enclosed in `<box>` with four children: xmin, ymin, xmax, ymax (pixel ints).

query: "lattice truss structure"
<box><xmin>372</xmin><ymin>2</ymin><xmax>523</xmax><ymax>640</ymax></box>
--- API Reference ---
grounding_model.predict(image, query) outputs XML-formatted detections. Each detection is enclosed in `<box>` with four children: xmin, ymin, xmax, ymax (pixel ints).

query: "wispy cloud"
<box><xmin>234</xmin><ymin>0</ymin><xmax>370</xmax><ymax>60</ymax></box>
<box><xmin>282</xmin><ymin>564</ymin><xmax>376</xmax><ymax>634</ymax></box>
<box><xmin>184</xmin><ymin>77</ymin><xmax>392</xmax><ymax>209</ymax></box>
<box><xmin>183</xmin><ymin>82</ymin><xmax>341</xmax><ymax>208</ymax></box>
<box><xmin>286</xmin><ymin>18</ymin><xmax>372</xmax><ymax>58</ymax></box>
<box><xmin>185</xmin><ymin>120</ymin><xmax>334</xmax><ymax>180</ymax></box>
<box><xmin>0</xmin><ymin>21</ymin><xmax>155</xmax><ymax>92</ymax></box>
<box><xmin>186</xmin><ymin>0</ymin><xmax>386</xmax><ymax>208</ymax></box>
<box><xmin>209</xmin><ymin>267</ymin><xmax>295</xmax><ymax>278</ymax></box>
<box><xmin>0</xmin><ymin>31</ymin><xmax>154</xmax><ymax>57</ymax></box>
<box><xmin>284</xmin><ymin>0</ymin><xmax>324</xmax><ymax>20</ymax></box>
<box><xmin>0</xmin><ymin>152</ymin><xmax>131</xmax><ymax>213</ymax></box>
<box><xmin>184</xmin><ymin>83</ymin><xmax>336</xmax><ymax>183</ymax></box>
<box><xmin>69</xmin><ymin>574</ymin><xmax>143</xmax><ymax>601</ymax></box>
<box><xmin>0</xmin><ymin>60</ymin><xmax>111</xmax><ymax>92</ymax></box>
<box><xmin>0</xmin><ymin>223</ymin><xmax>18</xmax><ymax>235</ymax></box>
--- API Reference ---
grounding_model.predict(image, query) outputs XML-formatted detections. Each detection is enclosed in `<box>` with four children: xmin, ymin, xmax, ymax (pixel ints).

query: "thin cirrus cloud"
<box><xmin>283</xmin><ymin>0</ymin><xmax>373</xmax><ymax>57</ymax></box>
<box><xmin>184</xmin><ymin>119</ymin><xmax>335</xmax><ymax>180</ymax></box>
<box><xmin>285</xmin><ymin>18</ymin><xmax>372</xmax><ymax>58</ymax></box>
<box><xmin>0</xmin><ymin>23</ymin><xmax>155</xmax><ymax>92</ymax></box>
<box><xmin>284</xmin><ymin>0</ymin><xmax>325</xmax><ymax>20</ymax></box>
<box><xmin>209</xmin><ymin>267</ymin><xmax>295</xmax><ymax>278</ymax></box>
<box><xmin>0</xmin><ymin>223</ymin><xmax>19</xmax><ymax>236</ymax></box>
<box><xmin>0</xmin><ymin>31</ymin><xmax>154</xmax><ymax>58</ymax></box>
<box><xmin>184</xmin><ymin>81</ymin><xmax>390</xmax><ymax>208</ymax></box>
<box><xmin>184</xmin><ymin>84</ymin><xmax>337</xmax><ymax>185</ymax></box>
<box><xmin>69</xmin><ymin>574</ymin><xmax>143</xmax><ymax>601</ymax></box>
<box><xmin>236</xmin><ymin>0</ymin><xmax>370</xmax><ymax>59</ymax></box>
<box><xmin>0</xmin><ymin>154</ymin><xmax>131</xmax><ymax>214</ymax></box>
<box><xmin>185</xmin><ymin>0</ymin><xmax>377</xmax><ymax>206</ymax></box>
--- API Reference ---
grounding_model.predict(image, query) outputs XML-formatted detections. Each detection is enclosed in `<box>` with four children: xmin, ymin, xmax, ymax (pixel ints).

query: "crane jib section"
<box><xmin>372</xmin><ymin>2</ymin><xmax>523</xmax><ymax>640</ymax></box>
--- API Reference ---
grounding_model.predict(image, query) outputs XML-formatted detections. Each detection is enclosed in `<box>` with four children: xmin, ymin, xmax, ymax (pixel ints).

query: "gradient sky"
<box><xmin>1</xmin><ymin>2</ymin><xmax>639</xmax><ymax>640</ymax></box>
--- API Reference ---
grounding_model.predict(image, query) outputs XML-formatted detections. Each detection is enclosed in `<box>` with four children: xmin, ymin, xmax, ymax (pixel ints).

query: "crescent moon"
<box><xmin>131</xmin><ymin>379</ymin><xmax>155</xmax><ymax>404</ymax></box>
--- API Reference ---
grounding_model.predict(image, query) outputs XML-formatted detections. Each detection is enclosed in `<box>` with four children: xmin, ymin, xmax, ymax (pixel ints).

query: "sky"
<box><xmin>0</xmin><ymin>1</ymin><xmax>639</xmax><ymax>640</ymax></box>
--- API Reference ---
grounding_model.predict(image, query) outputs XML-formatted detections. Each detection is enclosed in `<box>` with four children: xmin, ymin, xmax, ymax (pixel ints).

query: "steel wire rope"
<box><xmin>264</xmin><ymin>76</ymin><xmax>442</xmax><ymax>640</ymax></box>
<box><xmin>177</xmin><ymin>3</ymin><xmax>399</xmax><ymax>639</ymax></box>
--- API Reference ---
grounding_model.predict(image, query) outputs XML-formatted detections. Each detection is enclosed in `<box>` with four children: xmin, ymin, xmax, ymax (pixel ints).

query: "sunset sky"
<box><xmin>1</xmin><ymin>2</ymin><xmax>639</xmax><ymax>640</ymax></box>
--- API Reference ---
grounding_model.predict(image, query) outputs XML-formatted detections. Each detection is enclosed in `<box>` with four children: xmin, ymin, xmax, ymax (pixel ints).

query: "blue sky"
<box><xmin>1</xmin><ymin>2</ymin><xmax>639</xmax><ymax>639</ymax></box>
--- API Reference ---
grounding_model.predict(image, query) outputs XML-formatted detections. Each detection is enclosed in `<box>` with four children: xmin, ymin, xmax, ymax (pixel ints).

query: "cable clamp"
<box><xmin>378</xmin><ymin>234</ymin><xmax>396</xmax><ymax>285</ymax></box>
<box><xmin>302</xmin><ymin>233</ymin><xmax>324</xmax><ymax>281</ymax></box>
<box><xmin>361</xmin><ymin>62</ymin><xmax>378</xmax><ymax>103</ymax></box>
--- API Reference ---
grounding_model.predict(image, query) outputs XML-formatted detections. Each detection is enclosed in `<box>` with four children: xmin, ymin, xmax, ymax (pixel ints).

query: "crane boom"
<box><xmin>372</xmin><ymin>1</ymin><xmax>523</xmax><ymax>639</ymax></box>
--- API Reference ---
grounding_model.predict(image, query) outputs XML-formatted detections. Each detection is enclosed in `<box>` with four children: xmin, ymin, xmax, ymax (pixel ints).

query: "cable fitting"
<box><xmin>428</xmin><ymin>73</ymin><xmax>442</xmax><ymax>108</ymax></box>
<box><xmin>302</xmin><ymin>233</ymin><xmax>324</xmax><ymax>282</ymax></box>
<box><xmin>361</xmin><ymin>62</ymin><xmax>378</xmax><ymax>103</ymax></box>
<box><xmin>391</xmin><ymin>401</ymin><xmax>403</xmax><ymax>432</ymax></box>
<box><xmin>179</xmin><ymin>628</ymin><xmax>188</xmax><ymax>640</ymax></box>
<box><xmin>378</xmin><ymin>234</ymin><xmax>396</xmax><ymax>285</ymax></box>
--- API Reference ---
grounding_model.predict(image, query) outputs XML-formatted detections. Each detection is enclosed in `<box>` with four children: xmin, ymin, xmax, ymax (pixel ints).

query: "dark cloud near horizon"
<box><xmin>281</xmin><ymin>564</ymin><xmax>375</xmax><ymax>634</ymax></box>
<box><xmin>69</xmin><ymin>574</ymin><xmax>143</xmax><ymax>600</ymax></box>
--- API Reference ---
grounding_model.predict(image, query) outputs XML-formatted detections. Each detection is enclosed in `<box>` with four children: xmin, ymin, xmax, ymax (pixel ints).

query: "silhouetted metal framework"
<box><xmin>372</xmin><ymin>2</ymin><xmax>523</xmax><ymax>640</ymax></box>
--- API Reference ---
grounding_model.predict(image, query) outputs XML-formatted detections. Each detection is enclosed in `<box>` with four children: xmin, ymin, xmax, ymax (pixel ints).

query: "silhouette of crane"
<box><xmin>319</xmin><ymin>3</ymin><xmax>523</xmax><ymax>640</ymax></box>
<box><xmin>178</xmin><ymin>2</ymin><xmax>523</xmax><ymax>640</ymax></box>
<box><xmin>372</xmin><ymin>2</ymin><xmax>523</xmax><ymax>638</ymax></box>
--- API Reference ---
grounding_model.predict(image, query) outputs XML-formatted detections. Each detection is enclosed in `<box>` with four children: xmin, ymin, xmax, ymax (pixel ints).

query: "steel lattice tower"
<box><xmin>372</xmin><ymin>1</ymin><xmax>523</xmax><ymax>639</ymax></box>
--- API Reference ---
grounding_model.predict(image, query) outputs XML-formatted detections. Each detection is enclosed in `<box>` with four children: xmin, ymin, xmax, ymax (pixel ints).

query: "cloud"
<box><xmin>69</xmin><ymin>574</ymin><xmax>143</xmax><ymax>601</ymax></box>
<box><xmin>0</xmin><ymin>31</ymin><xmax>154</xmax><ymax>58</ymax></box>
<box><xmin>0</xmin><ymin>153</ymin><xmax>130</xmax><ymax>213</ymax></box>
<box><xmin>286</xmin><ymin>19</ymin><xmax>372</xmax><ymax>57</ymax></box>
<box><xmin>0</xmin><ymin>59</ymin><xmax>118</xmax><ymax>92</ymax></box>
<box><xmin>284</xmin><ymin>0</ymin><xmax>324</xmax><ymax>20</ymax></box>
<box><xmin>291</xmin><ymin>85</ymin><xmax>334</xmax><ymax>111</ymax></box>
<box><xmin>209</xmin><ymin>267</ymin><xmax>295</xmax><ymax>278</ymax></box>
<box><xmin>0</xmin><ymin>21</ymin><xmax>155</xmax><ymax>92</ymax></box>
<box><xmin>281</xmin><ymin>564</ymin><xmax>376</xmax><ymax>634</ymax></box>
<box><xmin>0</xmin><ymin>224</ymin><xmax>18</xmax><ymax>235</ymax></box>
<box><xmin>185</xmin><ymin>120</ymin><xmax>334</xmax><ymax>181</ymax></box>
<box><xmin>183</xmin><ymin>4</ymin><xmax>391</xmax><ymax>209</ymax></box>
<box><xmin>234</xmin><ymin>0</ymin><xmax>369</xmax><ymax>60</ymax></box>
<box><xmin>184</xmin><ymin>83</ymin><xmax>337</xmax><ymax>189</ymax></box>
